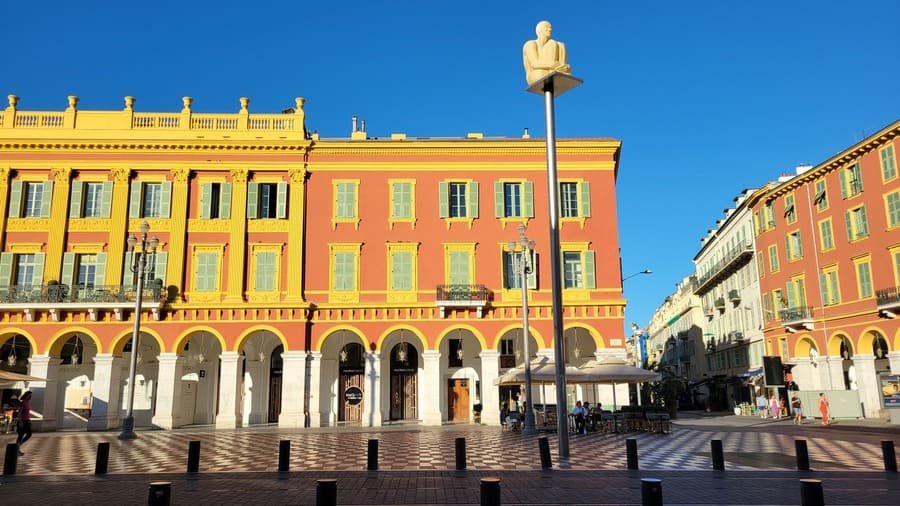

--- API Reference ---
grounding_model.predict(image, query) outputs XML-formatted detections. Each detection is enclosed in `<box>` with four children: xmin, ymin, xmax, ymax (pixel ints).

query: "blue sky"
<box><xmin>4</xmin><ymin>1</ymin><xmax>899</xmax><ymax>332</ymax></box>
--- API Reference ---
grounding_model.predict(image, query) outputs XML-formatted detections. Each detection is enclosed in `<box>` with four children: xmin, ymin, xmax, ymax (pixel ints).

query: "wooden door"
<box><xmin>448</xmin><ymin>379</ymin><xmax>470</xmax><ymax>422</ymax></box>
<box><xmin>339</xmin><ymin>373</ymin><xmax>364</xmax><ymax>423</ymax></box>
<box><xmin>268</xmin><ymin>374</ymin><xmax>282</xmax><ymax>423</ymax></box>
<box><xmin>390</xmin><ymin>373</ymin><xmax>417</xmax><ymax>420</ymax></box>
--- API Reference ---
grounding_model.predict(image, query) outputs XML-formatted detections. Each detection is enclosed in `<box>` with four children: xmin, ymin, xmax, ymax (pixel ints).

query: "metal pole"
<box><xmin>514</xmin><ymin>224</ymin><xmax>537</xmax><ymax>435</ymax></box>
<box><xmin>542</xmin><ymin>80</ymin><xmax>570</xmax><ymax>459</ymax></box>
<box><xmin>120</xmin><ymin>234</ymin><xmax>147</xmax><ymax>440</ymax></box>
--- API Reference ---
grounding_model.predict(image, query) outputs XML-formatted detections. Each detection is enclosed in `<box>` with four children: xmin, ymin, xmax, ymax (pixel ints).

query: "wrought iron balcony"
<box><xmin>0</xmin><ymin>282</ymin><xmax>166</xmax><ymax>322</ymax></box>
<box><xmin>780</xmin><ymin>305</ymin><xmax>814</xmax><ymax>332</ymax></box>
<box><xmin>435</xmin><ymin>284</ymin><xmax>492</xmax><ymax>318</ymax></box>
<box><xmin>876</xmin><ymin>286</ymin><xmax>900</xmax><ymax>319</ymax></box>
<box><xmin>714</xmin><ymin>297</ymin><xmax>726</xmax><ymax>309</ymax></box>
<box><xmin>694</xmin><ymin>241</ymin><xmax>754</xmax><ymax>295</ymax></box>
<box><xmin>728</xmin><ymin>289</ymin><xmax>740</xmax><ymax>303</ymax></box>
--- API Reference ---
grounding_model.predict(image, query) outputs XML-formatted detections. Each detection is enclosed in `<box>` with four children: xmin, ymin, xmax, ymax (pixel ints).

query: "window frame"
<box><xmin>328</xmin><ymin>243</ymin><xmax>362</xmax><ymax>303</ymax></box>
<box><xmin>814</xmin><ymin>179</ymin><xmax>828</xmax><ymax>211</ymax></box>
<box><xmin>387</xmin><ymin>242</ymin><xmax>418</xmax><ymax>302</ymax></box>
<box><xmin>884</xmin><ymin>190</ymin><xmax>900</xmax><ymax>230</ymax></box>
<box><xmin>248</xmin><ymin>243</ymin><xmax>282</xmax><ymax>302</ymax></box>
<box><xmin>785</xmin><ymin>229</ymin><xmax>803</xmax><ymax>262</ymax></box>
<box><xmin>388</xmin><ymin>179</ymin><xmax>416</xmax><ymax>229</ymax></box>
<box><xmin>880</xmin><ymin>144</ymin><xmax>897</xmax><ymax>182</ymax></box>
<box><xmin>189</xmin><ymin>245</ymin><xmax>224</xmax><ymax>302</ymax></box>
<box><xmin>818</xmin><ymin>218</ymin><xmax>835</xmax><ymax>251</ymax></box>
<box><xmin>819</xmin><ymin>265</ymin><xmax>841</xmax><ymax>306</ymax></box>
<box><xmin>558</xmin><ymin>179</ymin><xmax>591</xmax><ymax>227</ymax></box>
<box><xmin>844</xmin><ymin>205</ymin><xmax>869</xmax><ymax>242</ymax></box>
<box><xmin>768</xmin><ymin>244</ymin><xmax>780</xmax><ymax>273</ymax></box>
<box><xmin>852</xmin><ymin>255</ymin><xmax>873</xmax><ymax>300</ymax></box>
<box><xmin>332</xmin><ymin>179</ymin><xmax>361</xmax><ymax>229</ymax></box>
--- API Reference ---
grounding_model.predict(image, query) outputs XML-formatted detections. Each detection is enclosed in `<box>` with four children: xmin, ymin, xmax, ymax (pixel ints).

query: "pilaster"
<box><xmin>44</xmin><ymin>167</ymin><xmax>71</xmax><ymax>281</ymax></box>
<box><xmin>823</xmin><ymin>356</ymin><xmax>843</xmax><ymax>391</ymax></box>
<box><xmin>151</xmin><ymin>353</ymin><xmax>184</xmax><ymax>429</ymax></box>
<box><xmin>166</xmin><ymin>168</ymin><xmax>190</xmax><ymax>300</ymax></box>
<box><xmin>88</xmin><ymin>354</ymin><xmax>124</xmax><ymax>430</ymax></box>
<box><xmin>479</xmin><ymin>350</ymin><xmax>500</xmax><ymax>426</ymax></box>
<box><xmin>278</xmin><ymin>350</ymin><xmax>307</xmax><ymax>428</ymax></box>
<box><xmin>421</xmin><ymin>350</ymin><xmax>443</xmax><ymax>425</ymax></box>
<box><xmin>105</xmin><ymin>168</ymin><xmax>132</xmax><ymax>288</ymax></box>
<box><xmin>852</xmin><ymin>355</ymin><xmax>882</xmax><ymax>418</ymax></box>
<box><xmin>285</xmin><ymin>168</ymin><xmax>307</xmax><ymax>302</ymax></box>
<box><xmin>0</xmin><ymin>167</ymin><xmax>10</xmax><ymax>251</ymax></box>
<box><xmin>225</xmin><ymin>169</ymin><xmax>248</xmax><ymax>303</ymax></box>
<box><xmin>27</xmin><ymin>355</ymin><xmax>60</xmax><ymax>432</ymax></box>
<box><xmin>307</xmin><ymin>351</ymin><xmax>322</xmax><ymax>427</ymax></box>
<box><xmin>215</xmin><ymin>351</ymin><xmax>244</xmax><ymax>428</ymax></box>
<box><xmin>362</xmin><ymin>352</ymin><xmax>382</xmax><ymax>427</ymax></box>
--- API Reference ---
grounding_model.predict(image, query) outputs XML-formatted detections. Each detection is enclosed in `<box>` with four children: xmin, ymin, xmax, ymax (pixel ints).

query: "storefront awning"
<box><xmin>737</xmin><ymin>367</ymin><xmax>763</xmax><ymax>379</ymax></box>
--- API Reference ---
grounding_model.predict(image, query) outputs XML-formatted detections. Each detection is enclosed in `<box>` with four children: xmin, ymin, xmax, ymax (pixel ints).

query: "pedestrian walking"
<box><xmin>16</xmin><ymin>391</ymin><xmax>33</xmax><ymax>455</ymax></box>
<box><xmin>791</xmin><ymin>393</ymin><xmax>802</xmax><ymax>424</ymax></box>
<box><xmin>756</xmin><ymin>392</ymin><xmax>768</xmax><ymax>418</ymax></box>
<box><xmin>818</xmin><ymin>392</ymin><xmax>830</xmax><ymax>426</ymax></box>
<box><xmin>769</xmin><ymin>394</ymin><xmax>779</xmax><ymax>420</ymax></box>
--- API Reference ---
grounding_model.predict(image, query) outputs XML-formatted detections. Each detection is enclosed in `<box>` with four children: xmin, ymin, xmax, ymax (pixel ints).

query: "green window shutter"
<box><xmin>128</xmin><ymin>181</ymin><xmax>141</xmax><ymax>218</ymax></box>
<box><xmin>857</xmin><ymin>206</ymin><xmax>868</xmax><ymax>236</ymax></box>
<box><xmin>796</xmin><ymin>231</ymin><xmax>803</xmax><ymax>257</ymax></box>
<box><xmin>882</xmin><ymin>146</ymin><xmax>896</xmax><ymax>180</ymax></box>
<box><xmin>220</xmin><ymin>183</ymin><xmax>232</xmax><ymax>219</ymax></box>
<box><xmin>276</xmin><ymin>182</ymin><xmax>288</xmax><ymax>219</ymax></box>
<box><xmin>40</xmin><ymin>181</ymin><xmax>53</xmax><ymax>217</ymax></box>
<box><xmin>579</xmin><ymin>181</ymin><xmax>592</xmax><ymax>218</ymax></box>
<box><xmin>839</xmin><ymin>170</ymin><xmax>848</xmax><ymax>199</ymax></box>
<box><xmin>438</xmin><ymin>182</ymin><xmax>449</xmax><ymax>218</ymax></box>
<box><xmin>158</xmin><ymin>181</ymin><xmax>172</xmax><ymax>218</ymax></box>
<box><xmin>818</xmin><ymin>273</ymin><xmax>827</xmax><ymax>304</ymax></box>
<box><xmin>784</xmin><ymin>235</ymin><xmax>791</xmax><ymax>260</ymax></box>
<box><xmin>8</xmin><ymin>181</ymin><xmax>22</xmax><ymax>218</ymax></box>
<box><xmin>501</xmin><ymin>252</ymin><xmax>511</xmax><ymax>289</ymax></box>
<box><xmin>523</xmin><ymin>181</ymin><xmax>534</xmax><ymax>218</ymax></box>
<box><xmin>785</xmin><ymin>282</ymin><xmax>796</xmax><ymax>307</ymax></box>
<box><xmin>100</xmin><ymin>182</ymin><xmax>113</xmax><ymax>217</ymax></box>
<box><xmin>93</xmin><ymin>252</ymin><xmax>107</xmax><ymax>287</ymax></box>
<box><xmin>844</xmin><ymin>211</ymin><xmax>853</xmax><ymax>242</ymax></box>
<box><xmin>246</xmin><ymin>182</ymin><xmax>259</xmax><ymax>219</ymax></box>
<box><xmin>853</xmin><ymin>163</ymin><xmax>863</xmax><ymax>192</ymax></box>
<box><xmin>334</xmin><ymin>252</ymin><xmax>355</xmax><ymax>290</ymax></box>
<box><xmin>493</xmin><ymin>182</ymin><xmax>504</xmax><ymax>218</ymax></box>
<box><xmin>31</xmin><ymin>253</ymin><xmax>45</xmax><ymax>287</ymax></box>
<box><xmin>830</xmin><ymin>271</ymin><xmax>841</xmax><ymax>303</ymax></box>
<box><xmin>391</xmin><ymin>252</ymin><xmax>412</xmax><ymax>290</ymax></box>
<box><xmin>197</xmin><ymin>253</ymin><xmax>217</xmax><ymax>291</ymax></box>
<box><xmin>888</xmin><ymin>193</ymin><xmax>900</xmax><ymax>227</ymax></box>
<box><xmin>822</xmin><ymin>221</ymin><xmax>833</xmax><ymax>249</ymax></box>
<box><xmin>255</xmin><ymin>252</ymin><xmax>275</xmax><ymax>291</ymax></box>
<box><xmin>154</xmin><ymin>252</ymin><xmax>168</xmax><ymax>285</ymax></box>
<box><xmin>61</xmin><ymin>252</ymin><xmax>76</xmax><ymax>287</ymax></box>
<box><xmin>122</xmin><ymin>252</ymin><xmax>134</xmax><ymax>289</ymax></box>
<box><xmin>858</xmin><ymin>263</ymin><xmax>872</xmax><ymax>298</ymax></box>
<box><xmin>583</xmin><ymin>250</ymin><xmax>596</xmax><ymax>289</ymax></box>
<box><xmin>449</xmin><ymin>251</ymin><xmax>470</xmax><ymax>285</ymax></box>
<box><xmin>336</xmin><ymin>183</ymin><xmax>355</xmax><ymax>218</ymax></box>
<box><xmin>392</xmin><ymin>182</ymin><xmax>411</xmax><ymax>219</ymax></box>
<box><xmin>467</xmin><ymin>181</ymin><xmax>479</xmax><ymax>218</ymax></box>
<box><xmin>69</xmin><ymin>181</ymin><xmax>84</xmax><ymax>218</ymax></box>
<box><xmin>0</xmin><ymin>253</ymin><xmax>13</xmax><ymax>287</ymax></box>
<box><xmin>527</xmin><ymin>251</ymin><xmax>537</xmax><ymax>289</ymax></box>
<box><xmin>199</xmin><ymin>183</ymin><xmax>211</xmax><ymax>219</ymax></box>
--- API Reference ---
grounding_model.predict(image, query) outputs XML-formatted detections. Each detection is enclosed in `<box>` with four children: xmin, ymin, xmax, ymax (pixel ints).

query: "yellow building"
<box><xmin>0</xmin><ymin>95</ymin><xmax>625</xmax><ymax>430</ymax></box>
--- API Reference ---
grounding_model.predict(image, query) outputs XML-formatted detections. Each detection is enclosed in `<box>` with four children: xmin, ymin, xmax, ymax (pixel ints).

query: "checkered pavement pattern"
<box><xmin>2</xmin><ymin>422</ymin><xmax>890</xmax><ymax>475</ymax></box>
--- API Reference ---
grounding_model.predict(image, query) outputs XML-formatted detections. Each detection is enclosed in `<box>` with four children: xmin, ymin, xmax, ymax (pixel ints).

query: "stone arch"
<box><xmin>857</xmin><ymin>326</ymin><xmax>890</xmax><ymax>357</ymax></box>
<box><xmin>434</xmin><ymin>324</ymin><xmax>488</xmax><ymax>351</ymax></box>
<box><xmin>111</xmin><ymin>327</ymin><xmax>166</xmax><ymax>355</ymax></box>
<box><xmin>172</xmin><ymin>326</ymin><xmax>228</xmax><ymax>354</ymax></box>
<box><xmin>493</xmin><ymin>323</ymin><xmax>546</xmax><ymax>351</ymax></box>
<box><xmin>893</xmin><ymin>326</ymin><xmax>900</xmax><ymax>353</ymax></box>
<box><xmin>234</xmin><ymin>325</ymin><xmax>289</xmax><ymax>352</ymax></box>
<box><xmin>564</xmin><ymin>323</ymin><xmax>605</xmax><ymax>349</ymax></box>
<box><xmin>315</xmin><ymin>324</ymin><xmax>367</xmax><ymax>351</ymax></box>
<box><xmin>0</xmin><ymin>328</ymin><xmax>37</xmax><ymax>355</ymax></box>
<box><xmin>793</xmin><ymin>335</ymin><xmax>818</xmax><ymax>358</ymax></box>
<box><xmin>46</xmin><ymin>327</ymin><xmax>102</xmax><ymax>356</ymax></box>
<box><xmin>376</xmin><ymin>325</ymin><xmax>428</xmax><ymax>352</ymax></box>
<box><xmin>827</xmin><ymin>332</ymin><xmax>853</xmax><ymax>357</ymax></box>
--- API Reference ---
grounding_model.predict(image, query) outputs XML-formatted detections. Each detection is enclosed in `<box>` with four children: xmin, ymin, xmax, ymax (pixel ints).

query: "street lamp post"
<box><xmin>509</xmin><ymin>223</ymin><xmax>537</xmax><ymax>435</ymax></box>
<box><xmin>119</xmin><ymin>221</ymin><xmax>158</xmax><ymax>440</ymax></box>
<box><xmin>622</xmin><ymin>269</ymin><xmax>652</xmax><ymax>283</ymax></box>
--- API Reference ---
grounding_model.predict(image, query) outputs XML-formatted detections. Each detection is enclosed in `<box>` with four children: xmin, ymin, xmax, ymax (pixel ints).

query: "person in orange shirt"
<box><xmin>818</xmin><ymin>392</ymin><xmax>830</xmax><ymax>426</ymax></box>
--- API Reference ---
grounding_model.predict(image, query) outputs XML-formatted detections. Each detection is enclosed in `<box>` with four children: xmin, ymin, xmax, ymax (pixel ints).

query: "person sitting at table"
<box><xmin>571</xmin><ymin>400</ymin><xmax>587</xmax><ymax>434</ymax></box>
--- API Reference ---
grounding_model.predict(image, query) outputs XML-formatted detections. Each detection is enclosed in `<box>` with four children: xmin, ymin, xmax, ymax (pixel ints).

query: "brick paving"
<box><xmin>1</xmin><ymin>414</ymin><xmax>898</xmax><ymax>504</ymax></box>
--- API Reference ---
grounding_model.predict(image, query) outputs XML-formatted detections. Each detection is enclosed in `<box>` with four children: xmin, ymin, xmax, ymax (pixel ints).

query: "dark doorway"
<box><xmin>339</xmin><ymin>342</ymin><xmax>365</xmax><ymax>424</ymax></box>
<box><xmin>389</xmin><ymin>343</ymin><xmax>418</xmax><ymax>421</ymax></box>
<box><xmin>268</xmin><ymin>345</ymin><xmax>283</xmax><ymax>423</ymax></box>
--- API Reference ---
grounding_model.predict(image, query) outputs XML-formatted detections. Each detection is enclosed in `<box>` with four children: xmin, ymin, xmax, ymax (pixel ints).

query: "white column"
<box><xmin>362</xmin><ymin>351</ymin><xmax>382</xmax><ymax>427</ymax></box>
<box><xmin>307</xmin><ymin>351</ymin><xmax>322</xmax><ymax>427</ymax></box>
<box><xmin>421</xmin><ymin>350</ymin><xmax>442</xmax><ymax>426</ymax></box>
<box><xmin>215</xmin><ymin>351</ymin><xmax>243</xmax><ymax>428</ymax></box>
<box><xmin>824</xmin><ymin>356</ymin><xmax>843</xmax><ymax>391</ymax></box>
<box><xmin>151</xmin><ymin>353</ymin><xmax>183</xmax><ymax>430</ymax></box>
<box><xmin>27</xmin><ymin>355</ymin><xmax>60</xmax><ymax>432</ymax></box>
<box><xmin>278</xmin><ymin>350</ymin><xmax>306</xmax><ymax>428</ymax></box>
<box><xmin>888</xmin><ymin>352</ymin><xmax>900</xmax><ymax>381</ymax></box>
<box><xmin>88</xmin><ymin>354</ymin><xmax>124</xmax><ymax>430</ymax></box>
<box><xmin>479</xmin><ymin>350</ymin><xmax>500</xmax><ymax>426</ymax></box>
<box><xmin>853</xmin><ymin>355</ymin><xmax>882</xmax><ymax>419</ymax></box>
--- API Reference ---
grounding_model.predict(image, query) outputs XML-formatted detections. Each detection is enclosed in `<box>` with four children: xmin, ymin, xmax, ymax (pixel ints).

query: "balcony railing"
<box><xmin>694</xmin><ymin>241</ymin><xmax>754</xmax><ymax>295</ymax></box>
<box><xmin>728</xmin><ymin>289</ymin><xmax>740</xmax><ymax>303</ymax></box>
<box><xmin>0</xmin><ymin>282</ymin><xmax>166</xmax><ymax>322</ymax></box>
<box><xmin>714</xmin><ymin>297</ymin><xmax>726</xmax><ymax>309</ymax></box>
<box><xmin>780</xmin><ymin>305</ymin><xmax>814</xmax><ymax>332</ymax></box>
<box><xmin>876</xmin><ymin>285</ymin><xmax>900</xmax><ymax>318</ymax></box>
<box><xmin>435</xmin><ymin>284</ymin><xmax>491</xmax><ymax>318</ymax></box>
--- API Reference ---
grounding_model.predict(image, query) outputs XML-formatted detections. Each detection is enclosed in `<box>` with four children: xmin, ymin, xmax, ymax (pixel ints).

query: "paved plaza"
<box><xmin>1</xmin><ymin>413</ymin><xmax>899</xmax><ymax>504</ymax></box>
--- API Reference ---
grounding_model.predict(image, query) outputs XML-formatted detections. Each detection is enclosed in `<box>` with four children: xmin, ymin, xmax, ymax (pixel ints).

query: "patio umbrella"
<box><xmin>577</xmin><ymin>357</ymin><xmax>660</xmax><ymax>411</ymax></box>
<box><xmin>494</xmin><ymin>357</ymin><xmax>587</xmax><ymax>385</ymax></box>
<box><xmin>0</xmin><ymin>369</ymin><xmax>47</xmax><ymax>387</ymax></box>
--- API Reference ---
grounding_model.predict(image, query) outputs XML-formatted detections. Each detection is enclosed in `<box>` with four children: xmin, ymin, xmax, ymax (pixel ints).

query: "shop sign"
<box><xmin>881</xmin><ymin>375</ymin><xmax>900</xmax><ymax>408</ymax></box>
<box><xmin>344</xmin><ymin>386</ymin><xmax>363</xmax><ymax>406</ymax></box>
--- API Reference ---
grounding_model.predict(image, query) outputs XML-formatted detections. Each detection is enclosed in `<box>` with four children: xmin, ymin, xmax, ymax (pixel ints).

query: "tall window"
<box><xmin>764</xmin><ymin>201</ymin><xmax>776</xmax><ymax>229</ymax></box>
<box><xmin>24</xmin><ymin>182</ymin><xmax>44</xmax><ymax>217</ymax></box>
<box><xmin>9</xmin><ymin>180</ymin><xmax>52</xmax><ymax>219</ymax></box>
<box><xmin>562</xmin><ymin>250</ymin><xmax>596</xmax><ymax>289</ymax></box>
<box><xmin>819</xmin><ymin>219</ymin><xmax>834</xmax><ymax>251</ymax></box>
<box><xmin>785</xmin><ymin>231</ymin><xmax>803</xmax><ymax>261</ymax></box>
<box><xmin>83</xmin><ymin>183</ymin><xmax>104</xmax><ymax>217</ymax></box>
<box><xmin>142</xmin><ymin>183</ymin><xmax>162</xmax><ymax>218</ymax></box>
<box><xmin>785</xmin><ymin>277</ymin><xmax>806</xmax><ymax>308</ymax></box>
<box><xmin>199</xmin><ymin>182</ymin><xmax>232</xmax><ymax>219</ymax></box>
<box><xmin>334</xmin><ymin>181</ymin><xmax>357</xmax><ymax>220</ymax></box>
<box><xmin>881</xmin><ymin>144</ymin><xmax>897</xmax><ymax>181</ymax></box>
<box><xmin>558</xmin><ymin>181</ymin><xmax>591</xmax><ymax>218</ymax></box>
<box><xmin>449</xmin><ymin>183</ymin><xmax>467</xmax><ymax>218</ymax></box>
<box><xmin>493</xmin><ymin>181</ymin><xmax>535</xmax><ymax>219</ymax></box>
<box><xmin>247</xmin><ymin>182</ymin><xmax>287</xmax><ymax>219</ymax></box>
<box><xmin>390</xmin><ymin>181</ymin><xmax>414</xmax><ymax>222</ymax></box>
<box><xmin>840</xmin><ymin>162</ymin><xmax>863</xmax><ymax>199</ymax></box>
<box><xmin>333</xmin><ymin>252</ymin><xmax>356</xmax><ymax>291</ymax></box>
<box><xmin>855</xmin><ymin>259</ymin><xmax>873</xmax><ymax>299</ymax></box>
<box><xmin>0</xmin><ymin>253</ymin><xmax>44</xmax><ymax>289</ymax></box>
<box><xmin>129</xmin><ymin>181</ymin><xmax>172</xmax><ymax>219</ymax></box>
<box><xmin>814</xmin><ymin>180</ymin><xmax>828</xmax><ymax>211</ymax></box>
<box><xmin>844</xmin><ymin>206</ymin><xmax>869</xmax><ymax>241</ymax></box>
<box><xmin>14</xmin><ymin>254</ymin><xmax>39</xmax><ymax>286</ymax></box>
<box><xmin>768</xmin><ymin>244</ymin><xmax>779</xmax><ymax>273</ymax></box>
<box><xmin>819</xmin><ymin>267</ymin><xmax>841</xmax><ymax>306</ymax></box>
<box><xmin>329</xmin><ymin>243</ymin><xmax>362</xmax><ymax>302</ymax></box>
<box><xmin>448</xmin><ymin>251</ymin><xmax>471</xmax><ymax>285</ymax></box>
<box><xmin>390</xmin><ymin>251</ymin><xmax>413</xmax><ymax>291</ymax></box>
<box><xmin>195</xmin><ymin>252</ymin><xmax>219</xmax><ymax>292</ymax></box>
<box><xmin>439</xmin><ymin>181</ymin><xmax>478</xmax><ymax>220</ymax></box>
<box><xmin>886</xmin><ymin>191</ymin><xmax>900</xmax><ymax>229</ymax></box>
<box><xmin>254</xmin><ymin>252</ymin><xmax>276</xmax><ymax>292</ymax></box>
<box><xmin>784</xmin><ymin>194</ymin><xmax>796</xmax><ymax>224</ymax></box>
<box><xmin>503</xmin><ymin>250</ymin><xmax>537</xmax><ymax>290</ymax></box>
<box><xmin>504</xmin><ymin>183</ymin><xmax>521</xmax><ymax>217</ymax></box>
<box><xmin>76</xmin><ymin>254</ymin><xmax>99</xmax><ymax>288</ymax></box>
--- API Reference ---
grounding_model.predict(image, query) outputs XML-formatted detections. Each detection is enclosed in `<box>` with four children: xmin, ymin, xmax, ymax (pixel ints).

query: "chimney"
<box><xmin>351</xmin><ymin>115</ymin><xmax>358</xmax><ymax>133</ymax></box>
<box><xmin>361</xmin><ymin>119</ymin><xmax>366</xmax><ymax>133</ymax></box>
<box><xmin>522</xmin><ymin>127</ymin><xmax>530</xmax><ymax>139</ymax></box>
